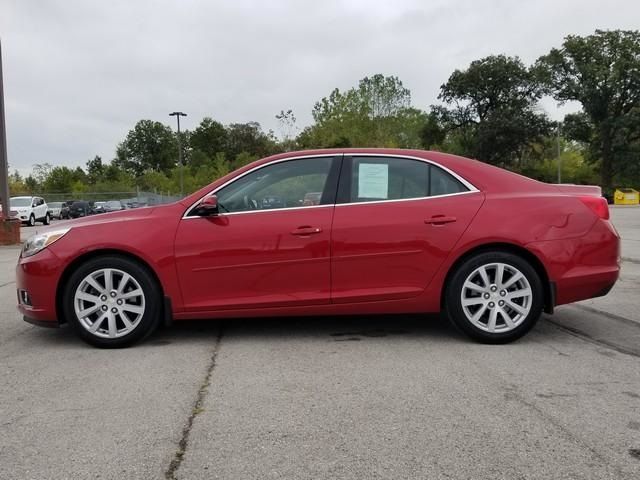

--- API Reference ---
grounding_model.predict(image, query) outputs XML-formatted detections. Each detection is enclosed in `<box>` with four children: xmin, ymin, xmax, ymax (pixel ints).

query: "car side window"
<box><xmin>430</xmin><ymin>165</ymin><xmax>467</xmax><ymax>196</ymax></box>
<box><xmin>214</xmin><ymin>157</ymin><xmax>334</xmax><ymax>213</ymax></box>
<box><xmin>348</xmin><ymin>157</ymin><xmax>430</xmax><ymax>203</ymax></box>
<box><xmin>340</xmin><ymin>157</ymin><xmax>470</xmax><ymax>204</ymax></box>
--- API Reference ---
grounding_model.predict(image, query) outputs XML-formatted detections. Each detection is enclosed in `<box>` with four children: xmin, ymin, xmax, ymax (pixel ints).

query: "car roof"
<box><xmin>181</xmin><ymin>148</ymin><xmax>556</xmax><ymax>206</ymax></box>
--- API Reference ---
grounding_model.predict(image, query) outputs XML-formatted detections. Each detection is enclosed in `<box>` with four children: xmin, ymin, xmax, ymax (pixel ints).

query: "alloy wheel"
<box><xmin>460</xmin><ymin>262</ymin><xmax>532</xmax><ymax>333</ymax></box>
<box><xmin>73</xmin><ymin>268</ymin><xmax>146</xmax><ymax>338</ymax></box>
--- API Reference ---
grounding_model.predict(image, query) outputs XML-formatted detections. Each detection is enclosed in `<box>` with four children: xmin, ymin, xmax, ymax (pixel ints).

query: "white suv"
<box><xmin>9</xmin><ymin>196</ymin><xmax>50</xmax><ymax>226</ymax></box>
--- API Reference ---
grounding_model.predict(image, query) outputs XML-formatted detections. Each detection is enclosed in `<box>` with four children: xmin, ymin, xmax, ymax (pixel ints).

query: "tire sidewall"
<box><xmin>63</xmin><ymin>256</ymin><xmax>161</xmax><ymax>348</ymax></box>
<box><xmin>28</xmin><ymin>214</ymin><xmax>35</xmax><ymax>227</ymax></box>
<box><xmin>446</xmin><ymin>251</ymin><xmax>544</xmax><ymax>344</ymax></box>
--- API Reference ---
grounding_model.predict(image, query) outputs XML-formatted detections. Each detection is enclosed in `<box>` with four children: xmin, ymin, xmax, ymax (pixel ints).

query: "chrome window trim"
<box><xmin>182</xmin><ymin>152</ymin><xmax>480</xmax><ymax>219</ymax></box>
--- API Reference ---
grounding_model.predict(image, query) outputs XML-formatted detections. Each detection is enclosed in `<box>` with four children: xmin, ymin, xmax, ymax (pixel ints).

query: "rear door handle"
<box><xmin>425</xmin><ymin>215</ymin><xmax>457</xmax><ymax>226</ymax></box>
<box><xmin>291</xmin><ymin>226</ymin><xmax>323</xmax><ymax>236</ymax></box>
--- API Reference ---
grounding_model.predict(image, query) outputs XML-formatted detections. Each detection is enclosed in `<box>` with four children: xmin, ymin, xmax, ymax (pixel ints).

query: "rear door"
<box><xmin>330</xmin><ymin>155</ymin><xmax>484</xmax><ymax>303</ymax></box>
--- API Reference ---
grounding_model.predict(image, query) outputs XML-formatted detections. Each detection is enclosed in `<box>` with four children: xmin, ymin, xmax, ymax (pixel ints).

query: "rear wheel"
<box><xmin>43</xmin><ymin>213</ymin><xmax>50</xmax><ymax>225</ymax></box>
<box><xmin>63</xmin><ymin>256</ymin><xmax>161</xmax><ymax>348</ymax></box>
<box><xmin>445</xmin><ymin>251</ymin><xmax>543</xmax><ymax>344</ymax></box>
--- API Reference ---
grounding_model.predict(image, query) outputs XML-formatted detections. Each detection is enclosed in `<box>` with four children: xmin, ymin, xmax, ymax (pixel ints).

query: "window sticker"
<box><xmin>358</xmin><ymin>163</ymin><xmax>388</xmax><ymax>199</ymax></box>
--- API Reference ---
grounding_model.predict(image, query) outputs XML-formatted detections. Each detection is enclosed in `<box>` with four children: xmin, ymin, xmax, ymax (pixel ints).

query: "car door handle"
<box><xmin>291</xmin><ymin>226</ymin><xmax>323</xmax><ymax>236</ymax></box>
<box><xmin>425</xmin><ymin>215</ymin><xmax>457</xmax><ymax>225</ymax></box>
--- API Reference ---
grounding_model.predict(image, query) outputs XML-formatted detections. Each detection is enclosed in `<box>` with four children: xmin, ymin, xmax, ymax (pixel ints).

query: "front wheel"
<box><xmin>445</xmin><ymin>251</ymin><xmax>543</xmax><ymax>344</ymax></box>
<box><xmin>28</xmin><ymin>214</ymin><xmax>35</xmax><ymax>227</ymax></box>
<box><xmin>63</xmin><ymin>256</ymin><xmax>162</xmax><ymax>347</ymax></box>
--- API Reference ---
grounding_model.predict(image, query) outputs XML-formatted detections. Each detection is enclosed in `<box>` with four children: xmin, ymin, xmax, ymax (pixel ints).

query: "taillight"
<box><xmin>579</xmin><ymin>196</ymin><xmax>609</xmax><ymax>220</ymax></box>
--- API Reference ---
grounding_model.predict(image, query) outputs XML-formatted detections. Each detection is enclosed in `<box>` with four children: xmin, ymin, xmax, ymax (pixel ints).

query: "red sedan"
<box><xmin>16</xmin><ymin>149</ymin><xmax>620</xmax><ymax>347</ymax></box>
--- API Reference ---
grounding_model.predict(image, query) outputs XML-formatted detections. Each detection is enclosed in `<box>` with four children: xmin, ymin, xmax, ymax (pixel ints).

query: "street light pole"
<box><xmin>169</xmin><ymin>111</ymin><xmax>187</xmax><ymax>197</ymax></box>
<box><xmin>0</xmin><ymin>39</ymin><xmax>11</xmax><ymax>219</ymax></box>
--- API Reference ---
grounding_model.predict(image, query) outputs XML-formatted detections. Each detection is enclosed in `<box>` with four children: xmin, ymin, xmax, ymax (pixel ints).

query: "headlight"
<box><xmin>21</xmin><ymin>228</ymin><xmax>71</xmax><ymax>258</ymax></box>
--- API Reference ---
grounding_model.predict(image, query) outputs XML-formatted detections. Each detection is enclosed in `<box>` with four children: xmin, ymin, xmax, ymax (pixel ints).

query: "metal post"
<box><xmin>169</xmin><ymin>111</ymin><xmax>187</xmax><ymax>197</ymax></box>
<box><xmin>0</xmin><ymin>39</ymin><xmax>11</xmax><ymax>219</ymax></box>
<box><xmin>556</xmin><ymin>122</ymin><xmax>562</xmax><ymax>184</ymax></box>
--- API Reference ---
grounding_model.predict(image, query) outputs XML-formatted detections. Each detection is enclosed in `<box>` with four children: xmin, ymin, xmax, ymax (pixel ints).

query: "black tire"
<box><xmin>445</xmin><ymin>251</ymin><xmax>543</xmax><ymax>344</ymax></box>
<box><xmin>63</xmin><ymin>255</ymin><xmax>162</xmax><ymax>348</ymax></box>
<box><xmin>28</xmin><ymin>214</ymin><xmax>35</xmax><ymax>227</ymax></box>
<box><xmin>43</xmin><ymin>213</ymin><xmax>50</xmax><ymax>225</ymax></box>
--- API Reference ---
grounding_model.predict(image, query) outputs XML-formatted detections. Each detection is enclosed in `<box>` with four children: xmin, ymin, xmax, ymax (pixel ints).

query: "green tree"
<box><xmin>190</xmin><ymin>117</ymin><xmax>228</xmax><ymax>161</ymax></box>
<box><xmin>114</xmin><ymin>120</ymin><xmax>177</xmax><ymax>176</ymax></box>
<box><xmin>435</xmin><ymin>55</ymin><xmax>551</xmax><ymax>166</ymax></box>
<box><xmin>537</xmin><ymin>29</ymin><xmax>640</xmax><ymax>190</ymax></box>
<box><xmin>86</xmin><ymin>155</ymin><xmax>105</xmax><ymax>184</ymax></box>
<box><xmin>302</xmin><ymin>74</ymin><xmax>426</xmax><ymax>148</ymax></box>
<box><xmin>225</xmin><ymin>122</ymin><xmax>276</xmax><ymax>159</ymax></box>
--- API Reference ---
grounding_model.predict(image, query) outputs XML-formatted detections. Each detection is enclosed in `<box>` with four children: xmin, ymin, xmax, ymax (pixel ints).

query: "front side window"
<box><xmin>214</xmin><ymin>157</ymin><xmax>334</xmax><ymax>213</ymax></box>
<box><xmin>343</xmin><ymin>157</ymin><xmax>469</xmax><ymax>204</ymax></box>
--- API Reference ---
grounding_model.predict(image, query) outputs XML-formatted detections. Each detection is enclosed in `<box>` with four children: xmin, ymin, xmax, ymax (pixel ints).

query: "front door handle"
<box><xmin>425</xmin><ymin>215</ymin><xmax>457</xmax><ymax>226</ymax></box>
<box><xmin>291</xmin><ymin>226</ymin><xmax>323</xmax><ymax>236</ymax></box>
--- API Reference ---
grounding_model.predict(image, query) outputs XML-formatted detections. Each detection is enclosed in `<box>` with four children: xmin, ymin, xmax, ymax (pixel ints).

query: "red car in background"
<box><xmin>16</xmin><ymin>149</ymin><xmax>620</xmax><ymax>347</ymax></box>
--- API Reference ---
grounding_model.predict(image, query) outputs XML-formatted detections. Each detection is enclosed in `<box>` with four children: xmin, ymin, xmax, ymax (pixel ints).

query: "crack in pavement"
<box><xmin>165</xmin><ymin>326</ymin><xmax>224</xmax><ymax>480</ymax></box>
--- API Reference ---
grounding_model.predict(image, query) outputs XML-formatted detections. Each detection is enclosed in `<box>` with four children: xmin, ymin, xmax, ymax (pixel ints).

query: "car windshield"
<box><xmin>10</xmin><ymin>198</ymin><xmax>31</xmax><ymax>207</ymax></box>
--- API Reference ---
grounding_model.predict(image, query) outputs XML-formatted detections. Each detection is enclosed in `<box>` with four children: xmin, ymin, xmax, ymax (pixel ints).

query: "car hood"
<box><xmin>28</xmin><ymin>207</ymin><xmax>157</xmax><ymax>237</ymax></box>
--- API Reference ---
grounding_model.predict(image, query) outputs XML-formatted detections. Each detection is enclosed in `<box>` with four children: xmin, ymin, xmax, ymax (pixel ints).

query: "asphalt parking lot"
<box><xmin>1</xmin><ymin>207</ymin><xmax>640</xmax><ymax>479</ymax></box>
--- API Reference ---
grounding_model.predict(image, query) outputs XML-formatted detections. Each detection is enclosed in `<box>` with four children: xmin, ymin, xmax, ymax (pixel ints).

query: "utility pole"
<box><xmin>556</xmin><ymin>121</ymin><xmax>562</xmax><ymax>184</ymax></box>
<box><xmin>169</xmin><ymin>111</ymin><xmax>187</xmax><ymax>197</ymax></box>
<box><xmin>0</xmin><ymin>39</ymin><xmax>10</xmax><ymax>219</ymax></box>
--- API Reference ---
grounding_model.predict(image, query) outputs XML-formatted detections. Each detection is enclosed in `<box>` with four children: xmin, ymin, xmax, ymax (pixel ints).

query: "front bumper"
<box><xmin>16</xmin><ymin>249</ymin><xmax>64</xmax><ymax>326</ymax></box>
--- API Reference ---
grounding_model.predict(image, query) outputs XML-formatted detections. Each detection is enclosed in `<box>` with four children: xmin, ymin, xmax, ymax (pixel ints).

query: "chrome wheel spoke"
<box><xmin>462</xmin><ymin>297</ymin><xmax>485</xmax><ymax>307</ymax></box>
<box><xmin>120</xmin><ymin>289</ymin><xmax>143</xmax><ymax>300</ymax></box>
<box><xmin>76</xmin><ymin>292</ymin><xmax>101</xmax><ymax>304</ymax></box>
<box><xmin>487</xmin><ymin>308</ymin><xmax>498</xmax><ymax>332</ymax></box>
<box><xmin>103</xmin><ymin>269</ymin><xmax>113</xmax><ymax>292</ymax></box>
<box><xmin>78</xmin><ymin>304</ymin><xmax>101</xmax><ymax>318</ymax></box>
<box><xmin>90</xmin><ymin>313</ymin><xmax>107</xmax><ymax>333</ymax></box>
<box><xmin>502</xmin><ymin>272</ymin><xmax>523</xmax><ymax>290</ymax></box>
<box><xmin>496</xmin><ymin>264</ymin><xmax>505</xmax><ymax>288</ymax></box>
<box><xmin>470</xmin><ymin>304</ymin><xmax>488</xmax><ymax>322</ymax></box>
<box><xmin>507</xmin><ymin>288</ymin><xmax>531</xmax><ymax>300</ymax></box>
<box><xmin>121</xmin><ymin>304</ymin><xmax>144</xmax><ymax>315</ymax></box>
<box><xmin>107</xmin><ymin>313</ymin><xmax>117</xmax><ymax>338</ymax></box>
<box><xmin>478</xmin><ymin>267</ymin><xmax>490</xmax><ymax>288</ymax></box>
<box><xmin>505</xmin><ymin>300</ymin><xmax>527</xmax><ymax>316</ymax></box>
<box><xmin>463</xmin><ymin>281</ymin><xmax>485</xmax><ymax>293</ymax></box>
<box><xmin>498</xmin><ymin>307</ymin><xmax>515</xmax><ymax>329</ymax></box>
<box><xmin>117</xmin><ymin>273</ymin><xmax>132</xmax><ymax>294</ymax></box>
<box><xmin>84</xmin><ymin>276</ymin><xmax>104</xmax><ymax>294</ymax></box>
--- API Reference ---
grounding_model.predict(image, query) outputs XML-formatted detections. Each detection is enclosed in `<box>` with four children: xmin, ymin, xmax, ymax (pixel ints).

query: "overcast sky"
<box><xmin>1</xmin><ymin>0</ymin><xmax>638</xmax><ymax>175</ymax></box>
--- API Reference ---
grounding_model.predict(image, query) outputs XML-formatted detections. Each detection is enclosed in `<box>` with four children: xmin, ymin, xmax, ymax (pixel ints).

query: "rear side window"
<box><xmin>340</xmin><ymin>156</ymin><xmax>469</xmax><ymax>204</ymax></box>
<box><xmin>430</xmin><ymin>166</ymin><xmax>467</xmax><ymax>196</ymax></box>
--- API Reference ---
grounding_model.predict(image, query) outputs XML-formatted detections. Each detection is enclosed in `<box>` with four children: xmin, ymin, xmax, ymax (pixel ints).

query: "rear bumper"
<box><xmin>527</xmin><ymin>219</ymin><xmax>620</xmax><ymax>307</ymax></box>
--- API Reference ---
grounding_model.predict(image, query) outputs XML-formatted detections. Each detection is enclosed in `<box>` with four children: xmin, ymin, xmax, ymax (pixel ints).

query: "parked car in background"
<box><xmin>60</xmin><ymin>201</ymin><xmax>75</xmax><ymax>219</ymax></box>
<box><xmin>16</xmin><ymin>149</ymin><xmax>620</xmax><ymax>348</ymax></box>
<box><xmin>92</xmin><ymin>202</ymin><xmax>107</xmax><ymax>214</ymax></box>
<box><xmin>68</xmin><ymin>201</ymin><xmax>93</xmax><ymax>218</ymax></box>
<box><xmin>47</xmin><ymin>202</ymin><xmax>64</xmax><ymax>219</ymax></box>
<box><xmin>105</xmin><ymin>200</ymin><xmax>124</xmax><ymax>212</ymax></box>
<box><xmin>8</xmin><ymin>196</ymin><xmax>50</xmax><ymax>226</ymax></box>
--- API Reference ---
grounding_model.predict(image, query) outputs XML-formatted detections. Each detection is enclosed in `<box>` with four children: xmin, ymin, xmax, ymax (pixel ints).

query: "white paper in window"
<box><xmin>358</xmin><ymin>163</ymin><xmax>389</xmax><ymax>199</ymax></box>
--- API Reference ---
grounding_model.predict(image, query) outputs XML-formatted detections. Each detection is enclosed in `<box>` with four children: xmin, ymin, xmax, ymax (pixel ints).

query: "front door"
<box><xmin>174</xmin><ymin>155</ymin><xmax>341</xmax><ymax>312</ymax></box>
<box><xmin>330</xmin><ymin>155</ymin><xmax>484</xmax><ymax>303</ymax></box>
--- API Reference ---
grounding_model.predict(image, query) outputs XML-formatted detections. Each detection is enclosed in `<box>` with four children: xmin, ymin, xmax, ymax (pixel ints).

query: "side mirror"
<box><xmin>195</xmin><ymin>194</ymin><xmax>219</xmax><ymax>216</ymax></box>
